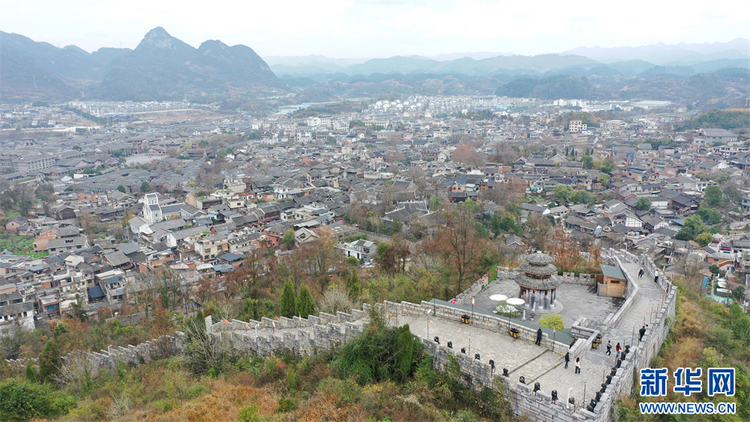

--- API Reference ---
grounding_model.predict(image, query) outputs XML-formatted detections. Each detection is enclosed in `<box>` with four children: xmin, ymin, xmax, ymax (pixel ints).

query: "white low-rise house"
<box><xmin>336</xmin><ymin>239</ymin><xmax>377</xmax><ymax>261</ymax></box>
<box><xmin>48</xmin><ymin>235</ymin><xmax>90</xmax><ymax>255</ymax></box>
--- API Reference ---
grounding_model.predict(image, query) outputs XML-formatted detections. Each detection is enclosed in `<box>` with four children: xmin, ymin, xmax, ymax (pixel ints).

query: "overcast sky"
<box><xmin>2</xmin><ymin>0</ymin><xmax>748</xmax><ymax>58</ymax></box>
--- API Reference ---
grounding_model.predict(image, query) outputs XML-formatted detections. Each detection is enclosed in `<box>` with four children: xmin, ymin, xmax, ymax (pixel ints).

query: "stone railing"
<box><xmin>451</xmin><ymin>267</ymin><xmax>596</xmax><ymax>305</ymax></box>
<box><xmin>206</xmin><ymin>307</ymin><xmax>370</xmax><ymax>357</ymax></box>
<box><xmin>417</xmin><ymin>315</ymin><xmax>597</xmax><ymax>421</ymax></box>
<box><xmin>560</xmin><ymin>272</ymin><xmax>595</xmax><ymax>285</ymax></box>
<box><xmin>83</xmin><ymin>333</ymin><xmax>184</xmax><ymax>370</ymax></box>
<box><xmin>380</xmin><ymin>300</ymin><xmax>568</xmax><ymax>353</ymax></box>
<box><xmin>6</xmin><ymin>332</ymin><xmax>184</xmax><ymax>371</ymax></box>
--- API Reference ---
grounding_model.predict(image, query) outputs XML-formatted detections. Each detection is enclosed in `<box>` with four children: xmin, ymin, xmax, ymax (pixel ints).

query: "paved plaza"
<box><xmin>470</xmin><ymin>276</ymin><xmax>624</xmax><ymax>330</ymax></box>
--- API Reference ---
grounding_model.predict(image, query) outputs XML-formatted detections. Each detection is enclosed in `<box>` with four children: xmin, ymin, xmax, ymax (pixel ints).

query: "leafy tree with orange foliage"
<box><xmin>451</xmin><ymin>144</ymin><xmax>485</xmax><ymax>167</ymax></box>
<box><xmin>546</xmin><ymin>228</ymin><xmax>602</xmax><ymax>274</ymax></box>
<box><xmin>424</xmin><ymin>203</ymin><xmax>494</xmax><ymax>296</ymax></box>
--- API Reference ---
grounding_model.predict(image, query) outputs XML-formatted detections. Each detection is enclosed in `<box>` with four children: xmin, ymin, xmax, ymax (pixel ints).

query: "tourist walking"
<box><xmin>638</xmin><ymin>268</ymin><xmax>644</xmax><ymax>278</ymax></box>
<box><xmin>535</xmin><ymin>328</ymin><xmax>542</xmax><ymax>346</ymax></box>
<box><xmin>575</xmin><ymin>357</ymin><xmax>581</xmax><ymax>374</ymax></box>
<box><xmin>564</xmin><ymin>352</ymin><xmax>570</xmax><ymax>368</ymax></box>
<box><xmin>639</xmin><ymin>326</ymin><xmax>647</xmax><ymax>341</ymax></box>
<box><xmin>605</xmin><ymin>340</ymin><xmax>612</xmax><ymax>355</ymax></box>
<box><xmin>654</xmin><ymin>270</ymin><xmax>660</xmax><ymax>284</ymax></box>
<box><xmin>615</xmin><ymin>342</ymin><xmax>622</xmax><ymax>358</ymax></box>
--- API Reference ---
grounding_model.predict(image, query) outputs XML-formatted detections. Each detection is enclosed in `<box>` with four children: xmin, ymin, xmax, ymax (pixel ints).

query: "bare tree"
<box><xmin>55</xmin><ymin>352</ymin><xmax>98</xmax><ymax>394</ymax></box>
<box><xmin>489</xmin><ymin>141</ymin><xmax>520</xmax><ymax>165</ymax></box>
<box><xmin>182</xmin><ymin>316</ymin><xmax>241</xmax><ymax>375</ymax></box>
<box><xmin>678</xmin><ymin>256</ymin><xmax>705</xmax><ymax>291</ymax></box>
<box><xmin>319</xmin><ymin>286</ymin><xmax>356</xmax><ymax>315</ymax></box>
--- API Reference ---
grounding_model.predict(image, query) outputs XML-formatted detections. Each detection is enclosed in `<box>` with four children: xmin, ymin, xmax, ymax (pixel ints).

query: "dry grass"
<box><xmin>139</xmin><ymin>380</ymin><xmax>278</xmax><ymax>422</ymax></box>
<box><xmin>295</xmin><ymin>394</ymin><xmax>363</xmax><ymax>422</ymax></box>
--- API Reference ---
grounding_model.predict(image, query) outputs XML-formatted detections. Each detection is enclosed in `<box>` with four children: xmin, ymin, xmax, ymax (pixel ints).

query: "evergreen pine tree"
<box><xmin>39</xmin><ymin>340</ymin><xmax>61</xmax><ymax>383</ymax></box>
<box><xmin>280</xmin><ymin>278</ymin><xmax>296</xmax><ymax>318</ymax></box>
<box><xmin>395</xmin><ymin>325</ymin><xmax>414</xmax><ymax>381</ymax></box>
<box><xmin>346</xmin><ymin>270</ymin><xmax>361</xmax><ymax>300</ymax></box>
<box><xmin>296</xmin><ymin>285</ymin><xmax>315</xmax><ymax>319</ymax></box>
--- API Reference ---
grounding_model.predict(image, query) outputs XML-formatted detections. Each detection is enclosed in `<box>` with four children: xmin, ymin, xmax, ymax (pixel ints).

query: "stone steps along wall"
<box><xmin>223</xmin><ymin>321</ymin><xmax>366</xmax><ymax>358</ymax></box>
<box><xmin>419</xmin><ymin>326</ymin><xmax>593</xmax><ymax>422</ymax></box>
<box><xmin>515</xmin><ymin>283</ymin><xmax>676</xmax><ymax>420</ymax></box>
<box><xmin>607</xmin><ymin>284</ymin><xmax>677</xmax><ymax>417</ymax></box>
<box><xmin>82</xmin><ymin>333</ymin><xmax>184</xmax><ymax>371</ymax></box>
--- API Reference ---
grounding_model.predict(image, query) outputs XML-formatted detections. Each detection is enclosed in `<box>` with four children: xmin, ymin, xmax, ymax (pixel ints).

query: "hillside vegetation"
<box><xmin>0</xmin><ymin>314</ymin><xmax>519</xmax><ymax>422</ymax></box>
<box><xmin>675</xmin><ymin>109</ymin><xmax>750</xmax><ymax>130</ymax></box>
<box><xmin>617</xmin><ymin>282</ymin><xmax>750</xmax><ymax>421</ymax></box>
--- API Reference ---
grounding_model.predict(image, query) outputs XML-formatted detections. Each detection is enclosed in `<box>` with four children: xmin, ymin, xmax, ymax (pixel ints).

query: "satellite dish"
<box><xmin>594</xmin><ymin>226</ymin><xmax>602</xmax><ymax>236</ymax></box>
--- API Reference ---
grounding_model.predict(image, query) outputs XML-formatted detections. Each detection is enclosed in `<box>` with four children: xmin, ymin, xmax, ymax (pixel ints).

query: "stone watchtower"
<box><xmin>515</xmin><ymin>252</ymin><xmax>562</xmax><ymax>312</ymax></box>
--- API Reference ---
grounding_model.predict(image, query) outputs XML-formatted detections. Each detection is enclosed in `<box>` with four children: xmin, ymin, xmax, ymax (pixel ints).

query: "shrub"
<box><xmin>25</xmin><ymin>361</ymin><xmax>37</xmax><ymax>383</ymax></box>
<box><xmin>538</xmin><ymin>314</ymin><xmax>565</xmax><ymax>330</ymax></box>
<box><xmin>153</xmin><ymin>398</ymin><xmax>179</xmax><ymax>412</ymax></box>
<box><xmin>277</xmin><ymin>396</ymin><xmax>298</xmax><ymax>413</ymax></box>
<box><xmin>0</xmin><ymin>379</ymin><xmax>76</xmax><ymax>421</ymax></box>
<box><xmin>334</xmin><ymin>323</ymin><xmax>421</xmax><ymax>385</ymax></box>
<box><xmin>287</xmin><ymin>366</ymin><xmax>298</xmax><ymax>392</ymax></box>
<box><xmin>237</xmin><ymin>403</ymin><xmax>260</xmax><ymax>422</ymax></box>
<box><xmin>184</xmin><ymin>383</ymin><xmax>210</xmax><ymax>400</ymax></box>
<box><xmin>65</xmin><ymin>398</ymin><xmax>108</xmax><ymax>422</ymax></box>
<box><xmin>494</xmin><ymin>301</ymin><xmax>519</xmax><ymax>317</ymax></box>
<box><xmin>39</xmin><ymin>340</ymin><xmax>61</xmax><ymax>383</ymax></box>
<box><xmin>317</xmin><ymin>377</ymin><xmax>362</xmax><ymax>405</ymax></box>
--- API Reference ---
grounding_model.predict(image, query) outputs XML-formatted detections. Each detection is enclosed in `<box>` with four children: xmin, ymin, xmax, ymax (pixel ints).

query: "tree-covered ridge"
<box><xmin>676</xmin><ymin>109</ymin><xmax>750</xmax><ymax>130</ymax></box>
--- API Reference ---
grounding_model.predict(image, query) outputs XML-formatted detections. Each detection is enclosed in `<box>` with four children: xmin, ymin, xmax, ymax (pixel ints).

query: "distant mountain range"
<box><xmin>0</xmin><ymin>27</ymin><xmax>282</xmax><ymax>102</ymax></box>
<box><xmin>563</xmin><ymin>38</ymin><xmax>750</xmax><ymax>64</ymax></box>
<box><xmin>0</xmin><ymin>29</ymin><xmax>748</xmax><ymax>108</ymax></box>
<box><xmin>269</xmin><ymin>39</ymin><xmax>749</xmax><ymax>77</ymax></box>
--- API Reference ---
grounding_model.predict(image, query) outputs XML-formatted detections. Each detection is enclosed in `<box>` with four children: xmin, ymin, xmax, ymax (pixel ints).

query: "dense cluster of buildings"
<box><xmin>1</xmin><ymin>96</ymin><xmax>748</xmax><ymax>332</ymax></box>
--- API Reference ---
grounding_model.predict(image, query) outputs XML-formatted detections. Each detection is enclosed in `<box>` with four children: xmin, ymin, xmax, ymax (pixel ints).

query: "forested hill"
<box><xmin>0</xmin><ymin>28</ymin><xmax>283</xmax><ymax>102</ymax></box>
